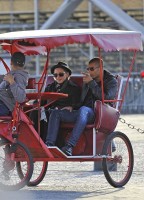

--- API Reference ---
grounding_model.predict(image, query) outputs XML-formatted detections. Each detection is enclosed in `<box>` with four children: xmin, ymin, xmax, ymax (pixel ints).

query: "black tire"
<box><xmin>0</xmin><ymin>139</ymin><xmax>33</xmax><ymax>191</ymax></box>
<box><xmin>102</xmin><ymin>131</ymin><xmax>134</xmax><ymax>188</ymax></box>
<box><xmin>17</xmin><ymin>161</ymin><xmax>48</xmax><ymax>186</ymax></box>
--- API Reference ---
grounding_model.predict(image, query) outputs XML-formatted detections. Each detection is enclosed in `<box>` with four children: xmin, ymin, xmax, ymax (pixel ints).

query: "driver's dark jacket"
<box><xmin>79</xmin><ymin>70</ymin><xmax>118</xmax><ymax>109</ymax></box>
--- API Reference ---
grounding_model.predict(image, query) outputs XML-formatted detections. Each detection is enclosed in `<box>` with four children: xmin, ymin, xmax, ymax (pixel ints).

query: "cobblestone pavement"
<box><xmin>0</xmin><ymin>114</ymin><xmax>144</xmax><ymax>200</ymax></box>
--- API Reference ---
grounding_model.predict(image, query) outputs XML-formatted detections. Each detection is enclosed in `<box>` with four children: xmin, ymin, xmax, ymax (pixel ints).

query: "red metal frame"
<box><xmin>0</xmin><ymin>29</ymin><xmax>141</xmax><ymax>162</ymax></box>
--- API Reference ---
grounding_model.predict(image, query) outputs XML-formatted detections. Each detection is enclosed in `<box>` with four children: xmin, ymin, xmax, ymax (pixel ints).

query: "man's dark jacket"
<box><xmin>80</xmin><ymin>70</ymin><xmax>118</xmax><ymax>109</ymax></box>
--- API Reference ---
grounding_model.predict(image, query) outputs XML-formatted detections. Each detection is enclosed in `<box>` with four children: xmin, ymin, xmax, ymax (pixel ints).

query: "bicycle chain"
<box><xmin>119</xmin><ymin>117</ymin><xmax>144</xmax><ymax>134</ymax></box>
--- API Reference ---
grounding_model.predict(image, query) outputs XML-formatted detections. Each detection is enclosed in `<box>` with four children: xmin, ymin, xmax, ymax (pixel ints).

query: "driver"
<box><xmin>0</xmin><ymin>52</ymin><xmax>29</xmax><ymax>116</ymax></box>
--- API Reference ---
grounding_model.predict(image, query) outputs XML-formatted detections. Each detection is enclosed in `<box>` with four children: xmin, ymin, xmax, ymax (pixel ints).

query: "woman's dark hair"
<box><xmin>11</xmin><ymin>52</ymin><xmax>25</xmax><ymax>67</ymax></box>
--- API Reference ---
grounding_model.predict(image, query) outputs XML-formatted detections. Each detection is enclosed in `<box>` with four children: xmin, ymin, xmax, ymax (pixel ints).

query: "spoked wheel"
<box><xmin>17</xmin><ymin>161</ymin><xmax>48</xmax><ymax>186</ymax></box>
<box><xmin>102</xmin><ymin>131</ymin><xmax>134</xmax><ymax>188</ymax></box>
<box><xmin>0</xmin><ymin>139</ymin><xmax>33</xmax><ymax>191</ymax></box>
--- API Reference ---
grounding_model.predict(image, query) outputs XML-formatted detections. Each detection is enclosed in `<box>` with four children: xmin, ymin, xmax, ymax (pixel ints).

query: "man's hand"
<box><xmin>61</xmin><ymin>106</ymin><xmax>73</xmax><ymax>112</ymax></box>
<box><xmin>82</xmin><ymin>72</ymin><xmax>93</xmax><ymax>83</ymax></box>
<box><xmin>4</xmin><ymin>74</ymin><xmax>15</xmax><ymax>85</ymax></box>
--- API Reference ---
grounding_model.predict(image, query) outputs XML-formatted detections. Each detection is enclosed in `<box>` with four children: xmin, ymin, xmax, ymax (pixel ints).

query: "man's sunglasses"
<box><xmin>86</xmin><ymin>66</ymin><xmax>100</xmax><ymax>71</ymax></box>
<box><xmin>53</xmin><ymin>72</ymin><xmax>65</xmax><ymax>78</ymax></box>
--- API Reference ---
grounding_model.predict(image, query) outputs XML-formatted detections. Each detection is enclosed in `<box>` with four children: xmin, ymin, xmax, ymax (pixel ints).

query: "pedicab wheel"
<box><xmin>102</xmin><ymin>131</ymin><xmax>134</xmax><ymax>188</ymax></box>
<box><xmin>0</xmin><ymin>139</ymin><xmax>33</xmax><ymax>191</ymax></box>
<box><xmin>16</xmin><ymin>161</ymin><xmax>48</xmax><ymax>186</ymax></box>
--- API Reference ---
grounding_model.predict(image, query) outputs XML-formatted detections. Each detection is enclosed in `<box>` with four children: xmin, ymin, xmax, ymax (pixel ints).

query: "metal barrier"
<box><xmin>121</xmin><ymin>76</ymin><xmax>144</xmax><ymax>114</ymax></box>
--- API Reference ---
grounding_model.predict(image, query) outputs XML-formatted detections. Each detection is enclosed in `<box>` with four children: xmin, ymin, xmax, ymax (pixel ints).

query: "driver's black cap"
<box><xmin>11</xmin><ymin>52</ymin><xmax>25</xmax><ymax>67</ymax></box>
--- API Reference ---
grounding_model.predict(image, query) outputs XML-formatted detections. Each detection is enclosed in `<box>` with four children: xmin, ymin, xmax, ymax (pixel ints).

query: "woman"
<box><xmin>30</xmin><ymin>62</ymin><xmax>81</xmax><ymax>142</ymax></box>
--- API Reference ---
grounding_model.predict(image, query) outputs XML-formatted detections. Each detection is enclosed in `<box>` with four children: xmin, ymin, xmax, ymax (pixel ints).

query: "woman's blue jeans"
<box><xmin>46</xmin><ymin>106</ymin><xmax>95</xmax><ymax>147</ymax></box>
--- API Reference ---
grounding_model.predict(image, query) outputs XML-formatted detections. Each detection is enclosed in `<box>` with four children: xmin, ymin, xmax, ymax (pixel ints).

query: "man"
<box><xmin>45</xmin><ymin>57</ymin><xmax>117</xmax><ymax>156</ymax></box>
<box><xmin>0</xmin><ymin>52</ymin><xmax>29</xmax><ymax>116</ymax></box>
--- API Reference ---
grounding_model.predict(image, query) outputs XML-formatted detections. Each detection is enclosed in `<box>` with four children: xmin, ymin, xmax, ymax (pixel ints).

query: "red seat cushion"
<box><xmin>60</xmin><ymin>122</ymin><xmax>95</xmax><ymax>129</ymax></box>
<box><xmin>26</xmin><ymin>78</ymin><xmax>36</xmax><ymax>89</ymax></box>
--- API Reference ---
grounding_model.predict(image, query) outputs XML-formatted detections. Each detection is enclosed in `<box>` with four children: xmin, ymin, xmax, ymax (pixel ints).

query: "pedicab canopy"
<box><xmin>0</xmin><ymin>29</ymin><xmax>143</xmax><ymax>55</ymax></box>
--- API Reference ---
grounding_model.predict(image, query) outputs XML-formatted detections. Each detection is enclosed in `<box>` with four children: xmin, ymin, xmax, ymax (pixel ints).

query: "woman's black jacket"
<box><xmin>44</xmin><ymin>79</ymin><xmax>81</xmax><ymax>109</ymax></box>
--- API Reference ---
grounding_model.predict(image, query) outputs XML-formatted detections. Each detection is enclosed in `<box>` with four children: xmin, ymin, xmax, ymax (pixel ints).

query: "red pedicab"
<box><xmin>0</xmin><ymin>29</ymin><xmax>142</xmax><ymax>190</ymax></box>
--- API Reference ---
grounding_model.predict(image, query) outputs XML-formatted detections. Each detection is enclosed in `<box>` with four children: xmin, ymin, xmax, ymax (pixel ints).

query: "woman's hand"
<box><xmin>61</xmin><ymin>106</ymin><xmax>73</xmax><ymax>112</ymax></box>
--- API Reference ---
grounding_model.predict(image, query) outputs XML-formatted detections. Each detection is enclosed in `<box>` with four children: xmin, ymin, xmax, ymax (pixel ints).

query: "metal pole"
<box><xmin>34</xmin><ymin>0</ymin><xmax>39</xmax><ymax>30</ymax></box>
<box><xmin>119</xmin><ymin>51</ymin><xmax>123</xmax><ymax>72</ymax></box>
<box><xmin>34</xmin><ymin>0</ymin><xmax>40</xmax><ymax>76</ymax></box>
<box><xmin>88</xmin><ymin>1</ymin><xmax>94</xmax><ymax>59</ymax></box>
<box><xmin>40</xmin><ymin>0</ymin><xmax>83</xmax><ymax>29</ymax></box>
<box><xmin>64</xmin><ymin>45</ymin><xmax>69</xmax><ymax>64</ymax></box>
<box><xmin>142</xmin><ymin>0</ymin><xmax>144</xmax><ymax>68</ymax></box>
<box><xmin>10</xmin><ymin>0</ymin><xmax>14</xmax><ymax>31</ymax></box>
<box><xmin>89</xmin><ymin>1</ymin><xmax>98</xmax><ymax>172</ymax></box>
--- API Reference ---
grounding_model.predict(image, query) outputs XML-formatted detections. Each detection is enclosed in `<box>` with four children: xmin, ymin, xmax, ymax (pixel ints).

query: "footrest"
<box><xmin>48</xmin><ymin>146</ymin><xmax>67</xmax><ymax>158</ymax></box>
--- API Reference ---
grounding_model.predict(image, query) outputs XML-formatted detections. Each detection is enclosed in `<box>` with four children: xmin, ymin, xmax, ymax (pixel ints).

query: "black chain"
<box><xmin>119</xmin><ymin>117</ymin><xmax>144</xmax><ymax>134</ymax></box>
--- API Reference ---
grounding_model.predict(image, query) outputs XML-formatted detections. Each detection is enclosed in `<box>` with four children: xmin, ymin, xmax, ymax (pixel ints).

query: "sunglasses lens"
<box><xmin>59</xmin><ymin>73</ymin><xmax>65</xmax><ymax>77</ymax></box>
<box><xmin>87</xmin><ymin>66</ymin><xmax>99</xmax><ymax>71</ymax></box>
<box><xmin>87</xmin><ymin>67</ymin><xmax>94</xmax><ymax>71</ymax></box>
<box><xmin>53</xmin><ymin>72</ymin><xmax>65</xmax><ymax>78</ymax></box>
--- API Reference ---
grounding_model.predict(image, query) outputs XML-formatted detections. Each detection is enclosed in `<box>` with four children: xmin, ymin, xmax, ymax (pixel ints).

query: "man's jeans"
<box><xmin>46</xmin><ymin>106</ymin><xmax>95</xmax><ymax>147</ymax></box>
<box><xmin>0</xmin><ymin>100</ymin><xmax>10</xmax><ymax>116</ymax></box>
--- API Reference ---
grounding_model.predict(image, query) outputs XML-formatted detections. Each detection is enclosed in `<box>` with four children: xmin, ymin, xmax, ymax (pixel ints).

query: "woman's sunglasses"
<box><xmin>86</xmin><ymin>66</ymin><xmax>99</xmax><ymax>71</ymax></box>
<box><xmin>53</xmin><ymin>72</ymin><xmax>65</xmax><ymax>78</ymax></box>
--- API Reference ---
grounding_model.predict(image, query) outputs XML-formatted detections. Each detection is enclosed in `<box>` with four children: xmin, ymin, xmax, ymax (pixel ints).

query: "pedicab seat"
<box><xmin>57</xmin><ymin>74</ymin><xmax>123</xmax><ymax>155</ymax></box>
<box><xmin>60</xmin><ymin>100</ymin><xmax>120</xmax><ymax>134</ymax></box>
<box><xmin>59</xmin><ymin>75</ymin><xmax>122</xmax><ymax>134</ymax></box>
<box><xmin>60</xmin><ymin>122</ymin><xmax>95</xmax><ymax>129</ymax></box>
<box><xmin>93</xmin><ymin>75</ymin><xmax>123</xmax><ymax>134</ymax></box>
<box><xmin>26</xmin><ymin>78</ymin><xmax>36</xmax><ymax>89</ymax></box>
<box><xmin>94</xmin><ymin>100</ymin><xmax>120</xmax><ymax>134</ymax></box>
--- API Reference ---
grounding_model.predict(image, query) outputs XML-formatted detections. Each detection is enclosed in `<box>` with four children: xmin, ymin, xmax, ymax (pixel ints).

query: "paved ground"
<box><xmin>0</xmin><ymin>114</ymin><xmax>144</xmax><ymax>200</ymax></box>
